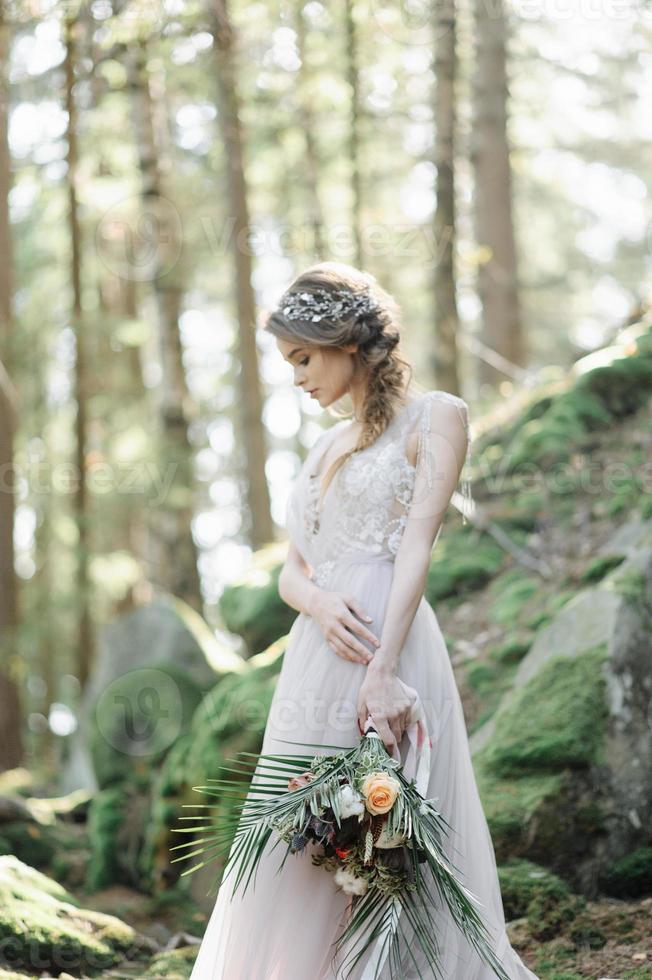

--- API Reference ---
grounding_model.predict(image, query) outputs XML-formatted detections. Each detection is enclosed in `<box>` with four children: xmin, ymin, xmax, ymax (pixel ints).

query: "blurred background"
<box><xmin>0</xmin><ymin>1</ymin><xmax>651</xmax><ymax>977</ymax></box>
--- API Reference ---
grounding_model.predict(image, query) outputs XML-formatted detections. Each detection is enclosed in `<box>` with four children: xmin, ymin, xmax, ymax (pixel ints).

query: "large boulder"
<box><xmin>142</xmin><ymin>635</ymin><xmax>286</xmax><ymax>909</ymax></box>
<box><xmin>61</xmin><ymin>594</ymin><xmax>243</xmax><ymax>795</ymax></box>
<box><xmin>470</xmin><ymin>519</ymin><xmax>652</xmax><ymax>897</ymax></box>
<box><xmin>218</xmin><ymin>542</ymin><xmax>297</xmax><ymax>657</ymax></box>
<box><xmin>0</xmin><ymin>856</ymin><xmax>151</xmax><ymax>976</ymax></box>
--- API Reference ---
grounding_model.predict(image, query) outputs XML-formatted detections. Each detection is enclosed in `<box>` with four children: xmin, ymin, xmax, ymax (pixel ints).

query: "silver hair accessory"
<box><xmin>280</xmin><ymin>288</ymin><xmax>380</xmax><ymax>323</ymax></box>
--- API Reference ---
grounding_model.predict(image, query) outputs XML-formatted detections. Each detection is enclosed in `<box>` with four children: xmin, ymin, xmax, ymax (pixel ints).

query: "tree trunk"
<box><xmin>208</xmin><ymin>0</ymin><xmax>273</xmax><ymax>549</ymax></box>
<box><xmin>0</xmin><ymin>9</ymin><xmax>23</xmax><ymax>769</ymax></box>
<box><xmin>64</xmin><ymin>15</ymin><xmax>95</xmax><ymax>690</ymax></box>
<box><xmin>470</xmin><ymin>0</ymin><xmax>524</xmax><ymax>388</ymax></box>
<box><xmin>432</xmin><ymin>0</ymin><xmax>462</xmax><ymax>395</ymax></box>
<box><xmin>294</xmin><ymin>2</ymin><xmax>326</xmax><ymax>260</ymax></box>
<box><xmin>125</xmin><ymin>37</ymin><xmax>204</xmax><ymax>608</ymax></box>
<box><xmin>344</xmin><ymin>0</ymin><xmax>363</xmax><ymax>268</ymax></box>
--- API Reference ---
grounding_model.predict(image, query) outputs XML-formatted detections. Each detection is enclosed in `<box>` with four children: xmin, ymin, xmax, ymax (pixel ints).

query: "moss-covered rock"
<box><xmin>85</xmin><ymin>775</ymin><xmax>149</xmax><ymax>892</ymax></box>
<box><xmin>62</xmin><ymin>594</ymin><xmax>236</xmax><ymax>797</ymax></box>
<box><xmin>598</xmin><ymin>846</ymin><xmax>652</xmax><ymax>899</ymax></box>
<box><xmin>89</xmin><ymin>661</ymin><xmax>206</xmax><ymax>790</ymax></box>
<box><xmin>471</xmin><ymin>526</ymin><xmax>652</xmax><ymax>896</ymax></box>
<box><xmin>481</xmin><ymin>644</ymin><xmax>609</xmax><ymax>777</ymax></box>
<box><xmin>0</xmin><ymin>856</ymin><xmax>143</xmax><ymax>976</ymax></box>
<box><xmin>476</xmin><ymin>319</ymin><xmax>652</xmax><ymax>482</ymax></box>
<box><xmin>143</xmin><ymin>943</ymin><xmax>196</xmax><ymax>978</ymax></box>
<box><xmin>140</xmin><ymin>635</ymin><xmax>286</xmax><ymax>895</ymax></box>
<box><xmin>498</xmin><ymin>859</ymin><xmax>570</xmax><ymax>920</ymax></box>
<box><xmin>218</xmin><ymin>542</ymin><xmax>296</xmax><ymax>656</ymax></box>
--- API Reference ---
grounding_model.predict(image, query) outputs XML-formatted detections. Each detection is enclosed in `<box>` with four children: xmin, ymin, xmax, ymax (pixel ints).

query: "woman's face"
<box><xmin>276</xmin><ymin>336</ymin><xmax>359</xmax><ymax>408</ymax></box>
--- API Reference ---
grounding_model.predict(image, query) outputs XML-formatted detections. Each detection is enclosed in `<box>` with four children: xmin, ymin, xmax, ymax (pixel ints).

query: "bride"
<box><xmin>189</xmin><ymin>261</ymin><xmax>539</xmax><ymax>979</ymax></box>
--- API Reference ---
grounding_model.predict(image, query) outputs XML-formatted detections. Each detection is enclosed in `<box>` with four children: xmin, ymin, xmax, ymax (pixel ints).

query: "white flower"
<box><xmin>334</xmin><ymin>866</ymin><xmax>368</xmax><ymax>896</ymax></box>
<box><xmin>337</xmin><ymin>784</ymin><xmax>365</xmax><ymax>820</ymax></box>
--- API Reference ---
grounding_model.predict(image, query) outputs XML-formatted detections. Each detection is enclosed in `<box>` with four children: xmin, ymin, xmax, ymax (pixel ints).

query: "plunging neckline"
<box><xmin>307</xmin><ymin>395</ymin><xmax>423</xmax><ymax>518</ymax></box>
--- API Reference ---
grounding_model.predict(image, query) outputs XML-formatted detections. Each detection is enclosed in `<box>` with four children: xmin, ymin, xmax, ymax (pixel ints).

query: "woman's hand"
<box><xmin>357</xmin><ymin>666</ymin><xmax>418</xmax><ymax>757</ymax></box>
<box><xmin>308</xmin><ymin>589</ymin><xmax>381</xmax><ymax>665</ymax></box>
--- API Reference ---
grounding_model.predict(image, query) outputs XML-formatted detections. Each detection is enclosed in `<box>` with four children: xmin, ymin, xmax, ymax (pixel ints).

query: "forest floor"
<box><xmin>76</xmin><ymin>882</ymin><xmax>652</xmax><ymax>979</ymax></box>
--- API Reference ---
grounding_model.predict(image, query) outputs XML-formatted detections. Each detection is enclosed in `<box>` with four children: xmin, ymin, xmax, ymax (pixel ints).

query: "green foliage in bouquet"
<box><xmin>170</xmin><ymin>730</ymin><xmax>511</xmax><ymax>980</ymax></box>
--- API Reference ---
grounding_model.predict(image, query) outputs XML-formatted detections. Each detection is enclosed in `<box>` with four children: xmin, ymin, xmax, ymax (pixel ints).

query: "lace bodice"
<box><xmin>285</xmin><ymin>391</ymin><xmax>472</xmax><ymax>586</ymax></box>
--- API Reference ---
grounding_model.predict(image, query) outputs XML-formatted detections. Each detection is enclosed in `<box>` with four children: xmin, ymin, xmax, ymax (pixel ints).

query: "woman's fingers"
<box><xmin>343</xmin><ymin>612</ymin><xmax>380</xmax><ymax>650</ymax></box>
<box><xmin>345</xmin><ymin>596</ymin><xmax>373</xmax><ymax>624</ymax></box>
<box><xmin>329</xmin><ymin>633</ymin><xmax>367</xmax><ymax>664</ymax></box>
<box><xmin>334</xmin><ymin>625</ymin><xmax>373</xmax><ymax>662</ymax></box>
<box><xmin>373</xmin><ymin>716</ymin><xmax>398</xmax><ymax>756</ymax></box>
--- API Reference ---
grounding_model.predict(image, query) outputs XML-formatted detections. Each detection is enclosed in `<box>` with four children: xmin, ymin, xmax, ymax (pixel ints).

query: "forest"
<box><xmin>0</xmin><ymin>0</ymin><xmax>651</xmax><ymax>978</ymax></box>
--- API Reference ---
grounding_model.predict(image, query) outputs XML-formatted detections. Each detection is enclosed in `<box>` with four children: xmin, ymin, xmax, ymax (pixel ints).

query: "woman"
<box><xmin>189</xmin><ymin>262</ymin><xmax>539</xmax><ymax>979</ymax></box>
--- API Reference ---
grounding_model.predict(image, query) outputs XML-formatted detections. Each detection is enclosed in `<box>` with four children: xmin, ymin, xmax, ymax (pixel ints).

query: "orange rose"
<box><xmin>360</xmin><ymin>771</ymin><xmax>401</xmax><ymax>815</ymax></box>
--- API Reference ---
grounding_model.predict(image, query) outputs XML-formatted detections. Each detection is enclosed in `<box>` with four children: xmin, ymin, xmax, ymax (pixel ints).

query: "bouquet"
<box><xmin>171</xmin><ymin>689</ymin><xmax>511</xmax><ymax>980</ymax></box>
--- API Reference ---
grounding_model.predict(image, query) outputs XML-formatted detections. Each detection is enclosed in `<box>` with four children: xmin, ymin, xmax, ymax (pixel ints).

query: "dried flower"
<box><xmin>287</xmin><ymin>770</ymin><xmax>316</xmax><ymax>792</ymax></box>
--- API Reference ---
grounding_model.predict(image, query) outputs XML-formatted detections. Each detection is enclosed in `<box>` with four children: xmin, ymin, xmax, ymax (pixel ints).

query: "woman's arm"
<box><xmin>369</xmin><ymin>395</ymin><xmax>470</xmax><ymax>676</ymax></box>
<box><xmin>278</xmin><ymin>540</ymin><xmax>322</xmax><ymax>617</ymax></box>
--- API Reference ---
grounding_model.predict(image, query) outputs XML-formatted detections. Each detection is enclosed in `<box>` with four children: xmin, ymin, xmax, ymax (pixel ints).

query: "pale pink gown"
<box><xmin>189</xmin><ymin>391</ymin><xmax>539</xmax><ymax>979</ymax></box>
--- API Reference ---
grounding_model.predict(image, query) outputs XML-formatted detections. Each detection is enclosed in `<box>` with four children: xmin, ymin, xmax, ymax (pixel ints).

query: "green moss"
<box><xmin>608</xmin><ymin>568</ymin><xmax>647</xmax><ymax>605</ymax></box>
<box><xmin>86</xmin><ymin>768</ymin><xmax>152</xmax><ymax>892</ymax></box>
<box><xmin>0</xmin><ymin>822</ymin><xmax>55</xmax><ymax>869</ymax></box>
<box><xmin>141</xmin><ymin>637</ymin><xmax>286</xmax><ymax>891</ymax></box>
<box><xmin>474</xmin><ymin>756</ymin><xmax>564</xmax><ymax>858</ymax></box>
<box><xmin>599</xmin><ymin>846</ymin><xmax>652</xmax><ymax>898</ymax></box>
<box><xmin>425</xmin><ymin>534</ymin><xmax>505</xmax><ymax>604</ymax></box>
<box><xmin>218</xmin><ymin>546</ymin><xmax>296</xmax><ymax>655</ymax></box>
<box><xmin>0</xmin><ymin>856</ymin><xmax>136</xmax><ymax>975</ymax></box>
<box><xmin>143</xmin><ymin>944</ymin><xmax>196</xmax><ymax>977</ymax></box>
<box><xmin>497</xmin><ymin>858</ymin><xmax>569</xmax><ymax>920</ymax></box>
<box><xmin>575</xmin><ymin>352</ymin><xmax>652</xmax><ymax>419</ymax></box>
<box><xmin>466</xmin><ymin>661</ymin><xmax>499</xmax><ymax>693</ymax></box>
<box><xmin>568</xmin><ymin>913</ymin><xmax>606</xmax><ymax>949</ymax></box>
<box><xmin>481</xmin><ymin>644</ymin><xmax>609</xmax><ymax>777</ymax></box>
<box><xmin>487</xmin><ymin>571</ymin><xmax>539</xmax><ymax>627</ymax></box>
<box><xmin>479</xmin><ymin>328</ymin><xmax>652</xmax><ymax>484</ymax></box>
<box><xmin>488</xmin><ymin>635</ymin><xmax>532</xmax><ymax>665</ymax></box>
<box><xmin>526</xmin><ymin>879</ymin><xmax>585</xmax><ymax>941</ymax></box>
<box><xmin>580</xmin><ymin>553</ymin><xmax>626</xmax><ymax>583</ymax></box>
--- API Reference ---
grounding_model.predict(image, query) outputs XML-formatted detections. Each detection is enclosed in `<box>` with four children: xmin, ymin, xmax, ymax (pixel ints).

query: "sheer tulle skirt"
<box><xmin>189</xmin><ymin>555</ymin><xmax>539</xmax><ymax>979</ymax></box>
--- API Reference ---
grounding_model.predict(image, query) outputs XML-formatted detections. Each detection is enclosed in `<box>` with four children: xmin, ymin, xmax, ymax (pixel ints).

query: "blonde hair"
<box><xmin>264</xmin><ymin>261</ymin><xmax>424</xmax><ymax>497</ymax></box>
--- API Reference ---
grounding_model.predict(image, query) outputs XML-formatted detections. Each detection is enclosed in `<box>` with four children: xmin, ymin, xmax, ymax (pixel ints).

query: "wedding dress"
<box><xmin>189</xmin><ymin>390</ymin><xmax>539</xmax><ymax>979</ymax></box>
